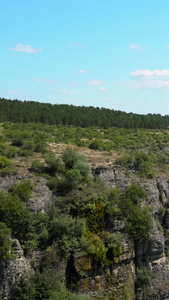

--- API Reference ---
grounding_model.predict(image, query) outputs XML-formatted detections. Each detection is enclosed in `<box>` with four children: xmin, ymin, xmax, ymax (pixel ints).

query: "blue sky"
<box><xmin>1</xmin><ymin>0</ymin><xmax>169</xmax><ymax>115</ymax></box>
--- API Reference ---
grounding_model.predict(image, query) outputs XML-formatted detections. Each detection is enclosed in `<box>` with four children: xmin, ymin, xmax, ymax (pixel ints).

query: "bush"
<box><xmin>31</xmin><ymin>159</ymin><xmax>45</xmax><ymax>173</ymax></box>
<box><xmin>0</xmin><ymin>156</ymin><xmax>13</xmax><ymax>169</ymax></box>
<box><xmin>127</xmin><ymin>206</ymin><xmax>153</xmax><ymax>241</ymax></box>
<box><xmin>45</xmin><ymin>154</ymin><xmax>65</xmax><ymax>175</ymax></box>
<box><xmin>11</xmin><ymin>179</ymin><xmax>33</xmax><ymax>202</ymax></box>
<box><xmin>89</xmin><ymin>139</ymin><xmax>103</xmax><ymax>150</ymax></box>
<box><xmin>62</xmin><ymin>147</ymin><xmax>80</xmax><ymax>169</ymax></box>
<box><xmin>104</xmin><ymin>232</ymin><xmax>123</xmax><ymax>260</ymax></box>
<box><xmin>0</xmin><ymin>156</ymin><xmax>17</xmax><ymax>175</ymax></box>
<box><xmin>0</xmin><ymin>222</ymin><xmax>14</xmax><ymax>260</ymax></box>
<box><xmin>47</xmin><ymin>176</ymin><xmax>59</xmax><ymax>190</ymax></box>
<box><xmin>50</xmin><ymin>216</ymin><xmax>85</xmax><ymax>257</ymax></box>
<box><xmin>73</xmin><ymin>159</ymin><xmax>90</xmax><ymax>182</ymax></box>
<box><xmin>65</xmin><ymin>169</ymin><xmax>82</xmax><ymax>189</ymax></box>
<box><xmin>136</xmin><ymin>267</ymin><xmax>151</xmax><ymax>299</ymax></box>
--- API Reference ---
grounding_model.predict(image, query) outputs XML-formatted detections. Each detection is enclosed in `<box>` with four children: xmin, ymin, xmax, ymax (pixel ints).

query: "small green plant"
<box><xmin>136</xmin><ymin>267</ymin><xmax>151</xmax><ymax>300</ymax></box>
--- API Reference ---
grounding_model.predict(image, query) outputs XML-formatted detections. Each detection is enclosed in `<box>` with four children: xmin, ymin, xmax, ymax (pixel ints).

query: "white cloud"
<box><xmin>76</xmin><ymin>70</ymin><xmax>88</xmax><ymax>73</ymax></box>
<box><xmin>86</xmin><ymin>80</ymin><xmax>105</xmax><ymax>86</ymax></box>
<box><xmin>128</xmin><ymin>69</ymin><xmax>169</xmax><ymax>89</ymax></box>
<box><xmin>69</xmin><ymin>42</ymin><xmax>85</xmax><ymax>48</ymax></box>
<box><xmin>130</xmin><ymin>44</ymin><xmax>143</xmax><ymax>51</ymax></box>
<box><xmin>98</xmin><ymin>87</ymin><xmax>107</xmax><ymax>91</ymax></box>
<box><xmin>9</xmin><ymin>43</ymin><xmax>42</xmax><ymax>53</ymax></box>
<box><xmin>130</xmin><ymin>44</ymin><xmax>151</xmax><ymax>51</ymax></box>
<box><xmin>128</xmin><ymin>80</ymin><xmax>169</xmax><ymax>89</ymax></box>
<box><xmin>35</xmin><ymin>78</ymin><xmax>55</xmax><ymax>84</ymax></box>
<box><xmin>131</xmin><ymin>69</ymin><xmax>169</xmax><ymax>79</ymax></box>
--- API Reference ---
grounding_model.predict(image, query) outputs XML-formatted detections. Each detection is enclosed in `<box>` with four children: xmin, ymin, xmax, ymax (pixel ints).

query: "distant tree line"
<box><xmin>0</xmin><ymin>97</ymin><xmax>169</xmax><ymax>129</ymax></box>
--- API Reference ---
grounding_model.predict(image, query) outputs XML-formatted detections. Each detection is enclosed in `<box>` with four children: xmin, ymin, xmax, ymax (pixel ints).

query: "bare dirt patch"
<box><xmin>47</xmin><ymin>142</ymin><xmax>121</xmax><ymax>167</ymax></box>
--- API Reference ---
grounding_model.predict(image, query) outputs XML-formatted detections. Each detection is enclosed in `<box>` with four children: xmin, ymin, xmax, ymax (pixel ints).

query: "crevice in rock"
<box><xmin>65</xmin><ymin>253</ymin><xmax>80</xmax><ymax>291</ymax></box>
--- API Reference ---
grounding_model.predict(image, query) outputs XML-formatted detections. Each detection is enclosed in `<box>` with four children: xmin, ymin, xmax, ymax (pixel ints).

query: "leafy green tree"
<box><xmin>62</xmin><ymin>147</ymin><xmax>78</xmax><ymax>169</ymax></box>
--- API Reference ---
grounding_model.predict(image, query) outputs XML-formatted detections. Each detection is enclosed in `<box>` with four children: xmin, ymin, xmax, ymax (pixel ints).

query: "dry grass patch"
<box><xmin>47</xmin><ymin>142</ymin><xmax>121</xmax><ymax>167</ymax></box>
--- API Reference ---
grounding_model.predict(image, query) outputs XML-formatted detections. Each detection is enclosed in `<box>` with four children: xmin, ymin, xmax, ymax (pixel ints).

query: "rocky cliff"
<box><xmin>1</xmin><ymin>165</ymin><xmax>169</xmax><ymax>300</ymax></box>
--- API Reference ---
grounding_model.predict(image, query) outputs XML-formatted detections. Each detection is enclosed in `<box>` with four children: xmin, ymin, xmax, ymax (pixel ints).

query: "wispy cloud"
<box><xmin>130</xmin><ymin>44</ymin><xmax>150</xmax><ymax>51</ymax></box>
<box><xmin>69</xmin><ymin>42</ymin><xmax>85</xmax><ymax>48</ymax></box>
<box><xmin>9</xmin><ymin>43</ymin><xmax>42</xmax><ymax>53</ymax></box>
<box><xmin>35</xmin><ymin>78</ymin><xmax>56</xmax><ymax>84</ymax></box>
<box><xmin>8</xmin><ymin>90</ymin><xmax>19</xmax><ymax>94</ymax></box>
<box><xmin>128</xmin><ymin>69</ymin><xmax>169</xmax><ymax>89</ymax></box>
<box><xmin>76</xmin><ymin>70</ymin><xmax>88</xmax><ymax>73</ymax></box>
<box><xmin>130</xmin><ymin>44</ymin><xmax>143</xmax><ymax>51</ymax></box>
<box><xmin>128</xmin><ymin>80</ymin><xmax>169</xmax><ymax>89</ymax></box>
<box><xmin>98</xmin><ymin>87</ymin><xmax>107</xmax><ymax>91</ymax></box>
<box><xmin>131</xmin><ymin>69</ymin><xmax>169</xmax><ymax>79</ymax></box>
<box><xmin>86</xmin><ymin>80</ymin><xmax>105</xmax><ymax>86</ymax></box>
<box><xmin>56</xmin><ymin>89</ymin><xmax>81</xmax><ymax>95</ymax></box>
<box><xmin>67</xmin><ymin>82</ymin><xmax>78</xmax><ymax>87</ymax></box>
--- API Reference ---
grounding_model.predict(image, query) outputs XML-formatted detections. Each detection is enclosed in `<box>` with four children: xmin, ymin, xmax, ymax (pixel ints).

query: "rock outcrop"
<box><xmin>0</xmin><ymin>239</ymin><xmax>32</xmax><ymax>300</ymax></box>
<box><xmin>1</xmin><ymin>165</ymin><xmax>169</xmax><ymax>299</ymax></box>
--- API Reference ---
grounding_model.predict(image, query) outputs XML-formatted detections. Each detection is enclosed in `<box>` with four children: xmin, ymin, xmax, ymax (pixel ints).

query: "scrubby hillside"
<box><xmin>0</xmin><ymin>122</ymin><xmax>169</xmax><ymax>300</ymax></box>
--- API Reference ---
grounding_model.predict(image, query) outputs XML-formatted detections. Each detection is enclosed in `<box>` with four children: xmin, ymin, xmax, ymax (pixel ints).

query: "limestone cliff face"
<box><xmin>0</xmin><ymin>239</ymin><xmax>32</xmax><ymax>300</ymax></box>
<box><xmin>1</xmin><ymin>166</ymin><xmax>169</xmax><ymax>299</ymax></box>
<box><xmin>93</xmin><ymin>165</ymin><xmax>169</xmax><ymax>300</ymax></box>
<box><xmin>0</xmin><ymin>171</ymin><xmax>53</xmax><ymax>213</ymax></box>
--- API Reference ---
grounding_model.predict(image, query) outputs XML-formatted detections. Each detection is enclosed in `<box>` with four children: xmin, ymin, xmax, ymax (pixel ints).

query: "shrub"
<box><xmin>31</xmin><ymin>159</ymin><xmax>45</xmax><ymax>173</ymax></box>
<box><xmin>0</xmin><ymin>156</ymin><xmax>13</xmax><ymax>169</ymax></box>
<box><xmin>65</xmin><ymin>169</ymin><xmax>82</xmax><ymax>188</ymax></box>
<box><xmin>11</xmin><ymin>136</ymin><xmax>24</xmax><ymax>147</ymax></box>
<box><xmin>50</xmin><ymin>216</ymin><xmax>85</xmax><ymax>257</ymax></box>
<box><xmin>11</xmin><ymin>179</ymin><xmax>33</xmax><ymax>202</ymax></box>
<box><xmin>81</xmin><ymin>231</ymin><xmax>109</xmax><ymax>266</ymax></box>
<box><xmin>89</xmin><ymin>139</ymin><xmax>103</xmax><ymax>150</ymax></box>
<box><xmin>104</xmin><ymin>232</ymin><xmax>123</xmax><ymax>260</ymax></box>
<box><xmin>62</xmin><ymin>147</ymin><xmax>80</xmax><ymax>169</ymax></box>
<box><xmin>136</xmin><ymin>267</ymin><xmax>151</xmax><ymax>299</ymax></box>
<box><xmin>47</xmin><ymin>176</ymin><xmax>59</xmax><ymax>190</ymax></box>
<box><xmin>45</xmin><ymin>154</ymin><xmax>65</xmax><ymax>175</ymax></box>
<box><xmin>127</xmin><ymin>206</ymin><xmax>153</xmax><ymax>241</ymax></box>
<box><xmin>0</xmin><ymin>222</ymin><xmax>14</xmax><ymax>260</ymax></box>
<box><xmin>73</xmin><ymin>159</ymin><xmax>90</xmax><ymax>182</ymax></box>
<box><xmin>0</xmin><ymin>156</ymin><xmax>17</xmax><ymax>175</ymax></box>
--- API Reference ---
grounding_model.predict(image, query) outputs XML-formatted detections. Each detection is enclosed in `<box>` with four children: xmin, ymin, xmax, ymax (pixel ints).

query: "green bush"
<box><xmin>0</xmin><ymin>156</ymin><xmax>17</xmax><ymax>175</ymax></box>
<box><xmin>0</xmin><ymin>222</ymin><xmax>14</xmax><ymax>260</ymax></box>
<box><xmin>81</xmin><ymin>231</ymin><xmax>109</xmax><ymax>266</ymax></box>
<box><xmin>62</xmin><ymin>147</ymin><xmax>80</xmax><ymax>169</ymax></box>
<box><xmin>31</xmin><ymin>159</ymin><xmax>45</xmax><ymax>173</ymax></box>
<box><xmin>11</xmin><ymin>179</ymin><xmax>33</xmax><ymax>202</ymax></box>
<box><xmin>89</xmin><ymin>139</ymin><xmax>103</xmax><ymax>150</ymax></box>
<box><xmin>45</xmin><ymin>154</ymin><xmax>65</xmax><ymax>175</ymax></box>
<box><xmin>47</xmin><ymin>176</ymin><xmax>59</xmax><ymax>191</ymax></box>
<box><xmin>0</xmin><ymin>156</ymin><xmax>13</xmax><ymax>169</ymax></box>
<box><xmin>136</xmin><ymin>267</ymin><xmax>151</xmax><ymax>299</ymax></box>
<box><xmin>0</xmin><ymin>191</ymin><xmax>38</xmax><ymax>251</ymax></box>
<box><xmin>127</xmin><ymin>206</ymin><xmax>153</xmax><ymax>241</ymax></box>
<box><xmin>104</xmin><ymin>232</ymin><xmax>123</xmax><ymax>259</ymax></box>
<box><xmin>50</xmin><ymin>216</ymin><xmax>85</xmax><ymax>257</ymax></box>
